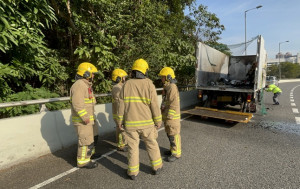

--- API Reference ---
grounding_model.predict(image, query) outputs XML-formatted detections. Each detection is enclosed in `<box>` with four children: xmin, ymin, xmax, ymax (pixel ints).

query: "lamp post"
<box><xmin>278</xmin><ymin>40</ymin><xmax>289</xmax><ymax>80</ymax></box>
<box><xmin>244</xmin><ymin>5</ymin><xmax>262</xmax><ymax>55</ymax></box>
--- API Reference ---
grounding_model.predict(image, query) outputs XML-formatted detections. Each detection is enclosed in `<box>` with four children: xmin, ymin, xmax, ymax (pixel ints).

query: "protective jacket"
<box><xmin>266</xmin><ymin>84</ymin><xmax>282</xmax><ymax>94</ymax></box>
<box><xmin>112</xmin><ymin>82</ymin><xmax>126</xmax><ymax>149</ymax></box>
<box><xmin>162</xmin><ymin>82</ymin><xmax>180</xmax><ymax>123</ymax></box>
<box><xmin>117</xmin><ymin>78</ymin><xmax>162</xmax><ymax>130</ymax></box>
<box><xmin>70</xmin><ymin>79</ymin><xmax>96</xmax><ymax>124</ymax></box>
<box><xmin>112</xmin><ymin>82</ymin><xmax>124</xmax><ymax>124</ymax></box>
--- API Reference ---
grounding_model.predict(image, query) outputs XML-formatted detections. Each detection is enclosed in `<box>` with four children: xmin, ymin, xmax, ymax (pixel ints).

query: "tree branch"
<box><xmin>50</xmin><ymin>0</ymin><xmax>76</xmax><ymax>31</ymax></box>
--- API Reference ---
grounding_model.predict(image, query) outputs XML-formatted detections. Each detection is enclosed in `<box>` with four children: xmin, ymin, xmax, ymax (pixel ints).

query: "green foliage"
<box><xmin>267</xmin><ymin>65</ymin><xmax>279</xmax><ymax>78</ymax></box>
<box><xmin>186</xmin><ymin>4</ymin><xmax>225</xmax><ymax>42</ymax></box>
<box><xmin>0</xmin><ymin>0</ymin><xmax>68</xmax><ymax>98</ymax></box>
<box><xmin>267</xmin><ymin>62</ymin><xmax>300</xmax><ymax>79</ymax></box>
<box><xmin>48</xmin><ymin>0</ymin><xmax>225</xmax><ymax>93</ymax></box>
<box><xmin>205</xmin><ymin>41</ymin><xmax>231</xmax><ymax>56</ymax></box>
<box><xmin>0</xmin><ymin>84</ymin><xmax>69</xmax><ymax>118</ymax></box>
<box><xmin>0</xmin><ymin>0</ymin><xmax>227</xmax><ymax>117</ymax></box>
<box><xmin>281</xmin><ymin>62</ymin><xmax>300</xmax><ymax>78</ymax></box>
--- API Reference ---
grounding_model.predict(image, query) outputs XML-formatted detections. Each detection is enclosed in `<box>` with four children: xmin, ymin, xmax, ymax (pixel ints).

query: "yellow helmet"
<box><xmin>77</xmin><ymin>62</ymin><xmax>98</xmax><ymax>78</ymax></box>
<box><xmin>132</xmin><ymin>59</ymin><xmax>149</xmax><ymax>75</ymax></box>
<box><xmin>158</xmin><ymin>67</ymin><xmax>175</xmax><ymax>80</ymax></box>
<box><xmin>112</xmin><ymin>69</ymin><xmax>128</xmax><ymax>83</ymax></box>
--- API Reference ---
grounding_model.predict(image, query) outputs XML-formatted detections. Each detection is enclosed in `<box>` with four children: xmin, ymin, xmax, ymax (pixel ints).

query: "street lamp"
<box><xmin>278</xmin><ymin>40</ymin><xmax>289</xmax><ymax>80</ymax></box>
<box><xmin>244</xmin><ymin>5</ymin><xmax>262</xmax><ymax>55</ymax></box>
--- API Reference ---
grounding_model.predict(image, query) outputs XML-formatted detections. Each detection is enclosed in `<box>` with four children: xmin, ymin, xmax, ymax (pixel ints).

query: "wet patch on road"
<box><xmin>251</xmin><ymin>120</ymin><xmax>300</xmax><ymax>136</ymax></box>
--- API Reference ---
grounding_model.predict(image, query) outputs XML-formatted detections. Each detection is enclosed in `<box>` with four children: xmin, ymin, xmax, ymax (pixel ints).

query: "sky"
<box><xmin>189</xmin><ymin>0</ymin><xmax>300</xmax><ymax>59</ymax></box>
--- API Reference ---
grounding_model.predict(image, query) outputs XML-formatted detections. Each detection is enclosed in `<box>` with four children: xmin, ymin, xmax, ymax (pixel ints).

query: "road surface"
<box><xmin>1</xmin><ymin>82</ymin><xmax>300</xmax><ymax>189</ymax></box>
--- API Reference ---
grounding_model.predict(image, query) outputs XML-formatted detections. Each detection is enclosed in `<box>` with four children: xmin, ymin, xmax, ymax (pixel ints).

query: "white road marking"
<box><xmin>29</xmin><ymin>168</ymin><xmax>79</xmax><ymax>189</ymax></box>
<box><xmin>291</xmin><ymin>85</ymin><xmax>300</xmax><ymax>125</ymax></box>
<box><xmin>29</xmin><ymin>115</ymin><xmax>193</xmax><ymax>189</ymax></box>
<box><xmin>296</xmin><ymin>117</ymin><xmax>300</xmax><ymax>124</ymax></box>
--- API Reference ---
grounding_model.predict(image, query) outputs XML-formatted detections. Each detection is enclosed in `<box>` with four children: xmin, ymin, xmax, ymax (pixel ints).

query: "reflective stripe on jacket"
<box><xmin>117</xmin><ymin>78</ymin><xmax>162</xmax><ymax>130</ymax></box>
<box><xmin>70</xmin><ymin>79</ymin><xmax>96</xmax><ymax>124</ymax></box>
<box><xmin>266</xmin><ymin>84</ymin><xmax>282</xmax><ymax>94</ymax></box>
<box><xmin>162</xmin><ymin>83</ymin><xmax>181</xmax><ymax>122</ymax></box>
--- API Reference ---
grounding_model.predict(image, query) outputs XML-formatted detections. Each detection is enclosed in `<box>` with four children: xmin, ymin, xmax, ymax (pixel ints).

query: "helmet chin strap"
<box><xmin>132</xmin><ymin>70</ymin><xmax>146</xmax><ymax>79</ymax></box>
<box><xmin>165</xmin><ymin>78</ymin><xmax>177</xmax><ymax>84</ymax></box>
<box><xmin>171</xmin><ymin>78</ymin><xmax>177</xmax><ymax>84</ymax></box>
<box><xmin>75</xmin><ymin>74</ymin><xmax>83</xmax><ymax>80</ymax></box>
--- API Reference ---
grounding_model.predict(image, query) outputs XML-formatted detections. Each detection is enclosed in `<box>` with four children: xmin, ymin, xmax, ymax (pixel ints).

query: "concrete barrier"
<box><xmin>278</xmin><ymin>79</ymin><xmax>300</xmax><ymax>83</ymax></box>
<box><xmin>0</xmin><ymin>90</ymin><xmax>199</xmax><ymax>170</ymax></box>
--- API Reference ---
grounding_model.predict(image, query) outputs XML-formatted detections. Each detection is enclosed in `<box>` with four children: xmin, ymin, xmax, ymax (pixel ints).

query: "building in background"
<box><xmin>267</xmin><ymin>52</ymin><xmax>300</xmax><ymax>67</ymax></box>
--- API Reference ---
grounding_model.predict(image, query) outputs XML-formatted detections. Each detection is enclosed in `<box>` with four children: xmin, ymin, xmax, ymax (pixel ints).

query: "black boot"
<box><xmin>117</xmin><ymin>146</ymin><xmax>128</xmax><ymax>152</ymax></box>
<box><xmin>164</xmin><ymin>150</ymin><xmax>171</xmax><ymax>156</ymax></box>
<box><xmin>91</xmin><ymin>136</ymin><xmax>101</xmax><ymax>159</ymax></box>
<box><xmin>128</xmin><ymin>174</ymin><xmax>137</xmax><ymax>180</ymax></box>
<box><xmin>91</xmin><ymin>153</ymin><xmax>102</xmax><ymax>159</ymax></box>
<box><xmin>80</xmin><ymin>161</ymin><xmax>98</xmax><ymax>169</ymax></box>
<box><xmin>153</xmin><ymin>167</ymin><xmax>163</xmax><ymax>175</ymax></box>
<box><xmin>167</xmin><ymin>155</ymin><xmax>179</xmax><ymax>162</ymax></box>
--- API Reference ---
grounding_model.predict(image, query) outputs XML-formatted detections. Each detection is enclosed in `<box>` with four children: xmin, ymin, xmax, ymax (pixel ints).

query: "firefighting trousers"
<box><xmin>116</xmin><ymin>125</ymin><xmax>126</xmax><ymax>148</ymax></box>
<box><xmin>74</xmin><ymin>122</ymin><xmax>98</xmax><ymax>167</ymax></box>
<box><xmin>125</xmin><ymin>126</ymin><xmax>163</xmax><ymax>176</ymax></box>
<box><xmin>164</xmin><ymin>122</ymin><xmax>181</xmax><ymax>158</ymax></box>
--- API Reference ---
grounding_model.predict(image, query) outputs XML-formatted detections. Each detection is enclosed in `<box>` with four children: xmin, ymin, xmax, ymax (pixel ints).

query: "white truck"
<box><xmin>187</xmin><ymin>35</ymin><xmax>267</xmax><ymax>123</ymax></box>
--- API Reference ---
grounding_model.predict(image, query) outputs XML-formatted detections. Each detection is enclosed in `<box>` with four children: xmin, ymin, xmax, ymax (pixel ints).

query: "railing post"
<box><xmin>39</xmin><ymin>104</ymin><xmax>48</xmax><ymax>112</ymax></box>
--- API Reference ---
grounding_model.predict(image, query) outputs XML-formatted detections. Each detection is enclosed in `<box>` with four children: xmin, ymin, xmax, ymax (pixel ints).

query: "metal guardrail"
<box><xmin>0</xmin><ymin>86</ymin><xmax>195</xmax><ymax>109</ymax></box>
<box><xmin>0</xmin><ymin>93</ymin><xmax>112</xmax><ymax>109</ymax></box>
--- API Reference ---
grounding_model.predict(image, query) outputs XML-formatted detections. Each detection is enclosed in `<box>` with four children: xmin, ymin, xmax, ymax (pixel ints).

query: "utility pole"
<box><xmin>244</xmin><ymin>5</ymin><xmax>262</xmax><ymax>55</ymax></box>
<box><xmin>278</xmin><ymin>41</ymin><xmax>289</xmax><ymax>80</ymax></box>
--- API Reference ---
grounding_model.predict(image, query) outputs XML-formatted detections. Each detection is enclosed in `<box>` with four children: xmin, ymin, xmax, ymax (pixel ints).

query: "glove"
<box><xmin>118</xmin><ymin>124</ymin><xmax>124</xmax><ymax>131</ymax></box>
<box><xmin>155</xmin><ymin>123</ymin><xmax>161</xmax><ymax>129</ymax></box>
<box><xmin>84</xmin><ymin>119</ymin><xmax>90</xmax><ymax>125</ymax></box>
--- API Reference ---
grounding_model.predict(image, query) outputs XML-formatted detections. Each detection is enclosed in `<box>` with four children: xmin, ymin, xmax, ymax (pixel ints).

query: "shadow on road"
<box><xmin>182</xmin><ymin>114</ymin><xmax>238</xmax><ymax>129</ymax></box>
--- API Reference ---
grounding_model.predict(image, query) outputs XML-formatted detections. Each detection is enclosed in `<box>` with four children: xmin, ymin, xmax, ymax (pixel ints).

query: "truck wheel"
<box><xmin>250</xmin><ymin>103</ymin><xmax>257</xmax><ymax>113</ymax></box>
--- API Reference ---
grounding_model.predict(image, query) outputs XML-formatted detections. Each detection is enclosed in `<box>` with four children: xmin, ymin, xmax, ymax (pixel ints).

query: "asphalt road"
<box><xmin>1</xmin><ymin>81</ymin><xmax>300</xmax><ymax>189</ymax></box>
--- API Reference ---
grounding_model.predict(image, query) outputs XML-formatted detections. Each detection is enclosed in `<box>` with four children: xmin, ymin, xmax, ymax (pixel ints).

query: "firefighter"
<box><xmin>159</xmin><ymin>67</ymin><xmax>181</xmax><ymax>162</ymax></box>
<box><xmin>111</xmin><ymin>68</ymin><xmax>128</xmax><ymax>151</ymax></box>
<box><xmin>117</xmin><ymin>59</ymin><xmax>163</xmax><ymax>180</ymax></box>
<box><xmin>264</xmin><ymin>84</ymin><xmax>282</xmax><ymax>105</ymax></box>
<box><xmin>70</xmin><ymin>62</ymin><xmax>101</xmax><ymax>169</ymax></box>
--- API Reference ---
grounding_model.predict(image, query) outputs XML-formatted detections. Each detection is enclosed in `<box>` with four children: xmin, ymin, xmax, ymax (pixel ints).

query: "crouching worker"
<box><xmin>265</xmin><ymin>84</ymin><xmax>282</xmax><ymax>105</ymax></box>
<box><xmin>159</xmin><ymin>67</ymin><xmax>181</xmax><ymax>162</ymax></box>
<box><xmin>70</xmin><ymin>62</ymin><xmax>101</xmax><ymax>169</ymax></box>
<box><xmin>111</xmin><ymin>69</ymin><xmax>128</xmax><ymax>152</ymax></box>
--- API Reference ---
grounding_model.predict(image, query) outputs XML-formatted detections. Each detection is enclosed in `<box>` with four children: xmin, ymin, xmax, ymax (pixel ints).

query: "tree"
<box><xmin>267</xmin><ymin>62</ymin><xmax>300</xmax><ymax>79</ymax></box>
<box><xmin>186</xmin><ymin>4</ymin><xmax>225</xmax><ymax>43</ymax></box>
<box><xmin>0</xmin><ymin>0</ymin><xmax>227</xmax><ymax>117</ymax></box>
<box><xmin>280</xmin><ymin>62</ymin><xmax>300</xmax><ymax>78</ymax></box>
<box><xmin>205</xmin><ymin>41</ymin><xmax>231</xmax><ymax>56</ymax></box>
<box><xmin>0</xmin><ymin>0</ymin><xmax>68</xmax><ymax>98</ymax></box>
<box><xmin>267</xmin><ymin>65</ymin><xmax>279</xmax><ymax>78</ymax></box>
